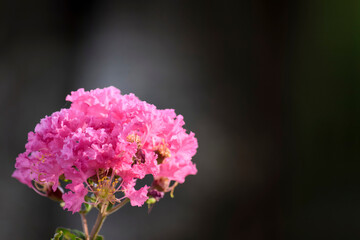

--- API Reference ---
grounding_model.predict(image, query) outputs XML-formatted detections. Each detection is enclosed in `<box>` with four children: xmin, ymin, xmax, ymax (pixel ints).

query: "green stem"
<box><xmin>80</xmin><ymin>213</ymin><xmax>89</xmax><ymax>240</ymax></box>
<box><xmin>107</xmin><ymin>198</ymin><xmax>129</xmax><ymax>215</ymax></box>
<box><xmin>89</xmin><ymin>199</ymin><xmax>129</xmax><ymax>239</ymax></box>
<box><xmin>90</xmin><ymin>211</ymin><xmax>107</xmax><ymax>240</ymax></box>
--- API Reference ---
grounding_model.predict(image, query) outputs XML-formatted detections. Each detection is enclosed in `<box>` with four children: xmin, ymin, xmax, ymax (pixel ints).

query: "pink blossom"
<box><xmin>12</xmin><ymin>87</ymin><xmax>198</xmax><ymax>212</ymax></box>
<box><xmin>125</xmin><ymin>186</ymin><xmax>150</xmax><ymax>207</ymax></box>
<box><xmin>62</xmin><ymin>183</ymin><xmax>88</xmax><ymax>213</ymax></box>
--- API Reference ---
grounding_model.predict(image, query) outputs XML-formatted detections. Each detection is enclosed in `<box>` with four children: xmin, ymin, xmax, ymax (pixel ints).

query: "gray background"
<box><xmin>1</xmin><ymin>0</ymin><xmax>360</xmax><ymax>239</ymax></box>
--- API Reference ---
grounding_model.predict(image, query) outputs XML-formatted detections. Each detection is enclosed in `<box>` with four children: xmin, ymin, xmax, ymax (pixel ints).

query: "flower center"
<box><xmin>155</xmin><ymin>142</ymin><xmax>171</xmax><ymax>164</ymax></box>
<box><xmin>95</xmin><ymin>176</ymin><xmax>119</xmax><ymax>204</ymax></box>
<box><xmin>126</xmin><ymin>133</ymin><xmax>141</xmax><ymax>146</ymax></box>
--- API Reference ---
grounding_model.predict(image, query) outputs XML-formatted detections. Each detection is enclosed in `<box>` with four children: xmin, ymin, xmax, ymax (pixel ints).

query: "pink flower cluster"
<box><xmin>12</xmin><ymin>87</ymin><xmax>197</xmax><ymax>213</ymax></box>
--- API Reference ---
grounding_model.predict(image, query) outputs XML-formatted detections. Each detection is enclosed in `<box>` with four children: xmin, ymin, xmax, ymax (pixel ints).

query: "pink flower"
<box><xmin>63</xmin><ymin>183</ymin><xmax>88</xmax><ymax>213</ymax></box>
<box><xmin>125</xmin><ymin>186</ymin><xmax>150</xmax><ymax>207</ymax></box>
<box><xmin>12</xmin><ymin>87</ymin><xmax>198</xmax><ymax>212</ymax></box>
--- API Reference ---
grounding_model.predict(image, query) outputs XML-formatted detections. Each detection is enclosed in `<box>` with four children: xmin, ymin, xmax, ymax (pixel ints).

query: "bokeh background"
<box><xmin>1</xmin><ymin>0</ymin><xmax>360</xmax><ymax>239</ymax></box>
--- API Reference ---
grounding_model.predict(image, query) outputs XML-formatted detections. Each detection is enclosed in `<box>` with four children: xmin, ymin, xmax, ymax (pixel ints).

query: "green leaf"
<box><xmin>79</xmin><ymin>202</ymin><xmax>93</xmax><ymax>214</ymax></box>
<box><xmin>56</xmin><ymin>228</ymin><xmax>77</xmax><ymax>240</ymax></box>
<box><xmin>51</xmin><ymin>230</ymin><xmax>63</xmax><ymax>240</ymax></box>
<box><xmin>70</xmin><ymin>229</ymin><xmax>86</xmax><ymax>238</ymax></box>
<box><xmin>52</xmin><ymin>227</ymin><xmax>87</xmax><ymax>240</ymax></box>
<box><xmin>85</xmin><ymin>194</ymin><xmax>96</xmax><ymax>203</ymax></box>
<box><xmin>52</xmin><ymin>227</ymin><xmax>104</xmax><ymax>240</ymax></box>
<box><xmin>106</xmin><ymin>202</ymin><xmax>113</xmax><ymax>211</ymax></box>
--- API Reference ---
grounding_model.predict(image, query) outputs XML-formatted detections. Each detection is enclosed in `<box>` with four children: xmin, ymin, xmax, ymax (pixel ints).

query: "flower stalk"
<box><xmin>78</xmin><ymin>198</ymin><xmax>130</xmax><ymax>240</ymax></box>
<box><xmin>106</xmin><ymin>198</ymin><xmax>129</xmax><ymax>215</ymax></box>
<box><xmin>90</xmin><ymin>211</ymin><xmax>107</xmax><ymax>240</ymax></box>
<box><xmin>80</xmin><ymin>212</ymin><xmax>90</xmax><ymax>240</ymax></box>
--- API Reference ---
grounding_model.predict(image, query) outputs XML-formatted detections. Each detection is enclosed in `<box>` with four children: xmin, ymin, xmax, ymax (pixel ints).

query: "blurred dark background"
<box><xmin>1</xmin><ymin>0</ymin><xmax>360</xmax><ymax>239</ymax></box>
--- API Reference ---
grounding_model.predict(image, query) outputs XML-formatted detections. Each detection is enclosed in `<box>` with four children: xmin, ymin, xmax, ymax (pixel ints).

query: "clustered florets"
<box><xmin>12</xmin><ymin>87</ymin><xmax>197</xmax><ymax>213</ymax></box>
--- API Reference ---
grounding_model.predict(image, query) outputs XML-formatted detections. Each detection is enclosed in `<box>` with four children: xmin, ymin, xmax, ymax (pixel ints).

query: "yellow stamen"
<box><xmin>126</xmin><ymin>133</ymin><xmax>141</xmax><ymax>146</ymax></box>
<box><xmin>154</xmin><ymin>140</ymin><xmax>171</xmax><ymax>164</ymax></box>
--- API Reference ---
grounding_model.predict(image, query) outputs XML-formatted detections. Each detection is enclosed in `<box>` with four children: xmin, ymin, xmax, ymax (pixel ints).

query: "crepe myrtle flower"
<box><xmin>12</xmin><ymin>87</ymin><xmax>198</xmax><ymax>240</ymax></box>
